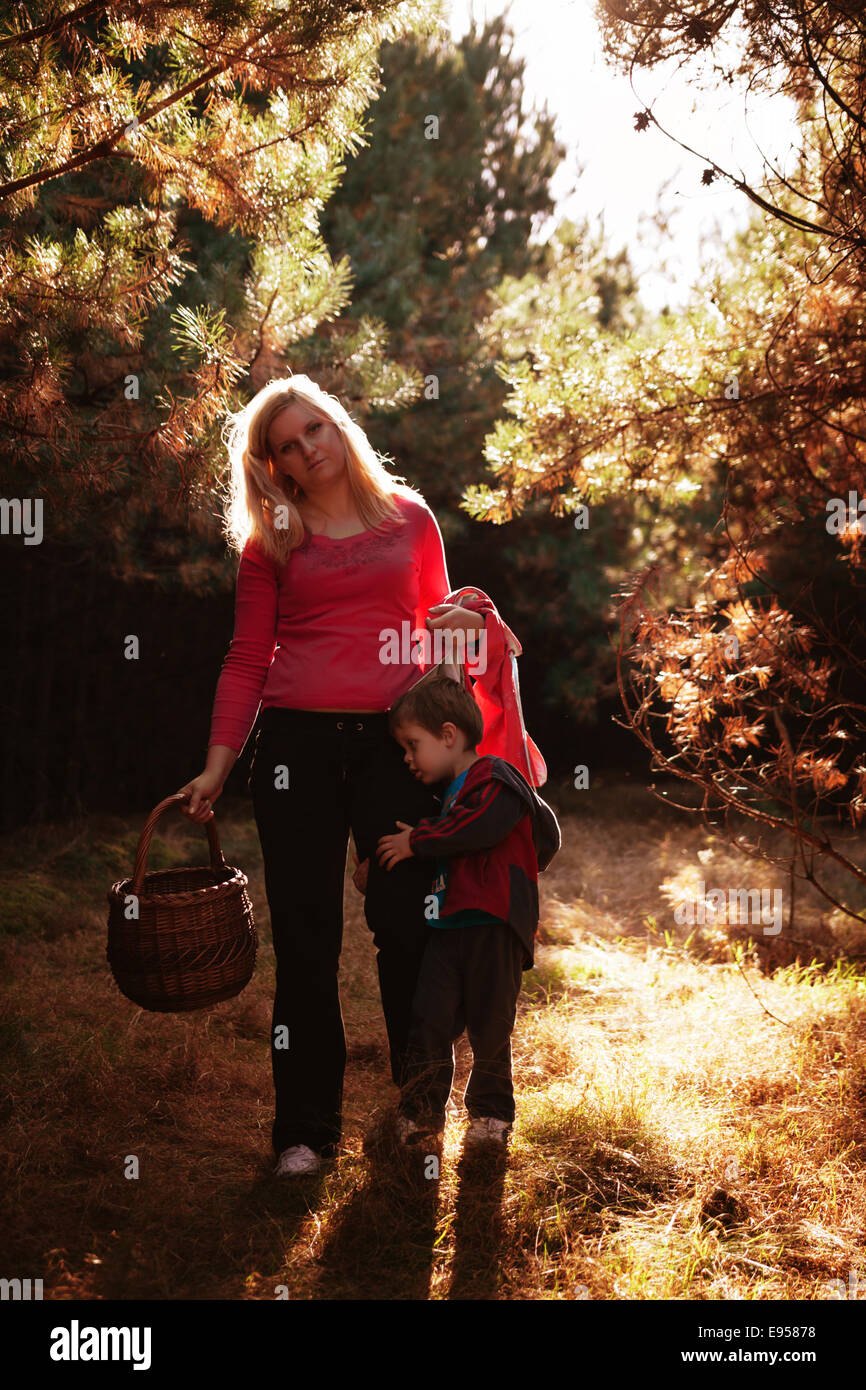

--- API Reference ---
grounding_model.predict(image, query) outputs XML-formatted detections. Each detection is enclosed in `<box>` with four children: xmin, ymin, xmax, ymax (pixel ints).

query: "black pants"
<box><xmin>398</xmin><ymin>921</ymin><xmax>525</xmax><ymax>1127</ymax></box>
<box><xmin>248</xmin><ymin>707</ymin><xmax>442</xmax><ymax>1157</ymax></box>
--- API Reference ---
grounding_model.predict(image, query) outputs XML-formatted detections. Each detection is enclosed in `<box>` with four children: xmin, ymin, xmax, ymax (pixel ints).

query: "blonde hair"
<box><xmin>218</xmin><ymin>373</ymin><xmax>425</xmax><ymax>565</ymax></box>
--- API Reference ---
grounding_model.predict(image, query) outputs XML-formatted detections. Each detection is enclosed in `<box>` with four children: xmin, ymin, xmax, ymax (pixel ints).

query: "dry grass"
<box><xmin>3</xmin><ymin>777</ymin><xmax>866</xmax><ymax>1299</ymax></box>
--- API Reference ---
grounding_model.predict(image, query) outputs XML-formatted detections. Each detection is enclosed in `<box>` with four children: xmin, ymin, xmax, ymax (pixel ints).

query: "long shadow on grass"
<box><xmin>86</xmin><ymin>1160</ymin><xmax>329</xmax><ymax>1299</ymax></box>
<box><xmin>308</xmin><ymin>1119</ymin><xmax>440</xmax><ymax>1300</ymax></box>
<box><xmin>447</xmin><ymin>1141</ymin><xmax>508</xmax><ymax>1299</ymax></box>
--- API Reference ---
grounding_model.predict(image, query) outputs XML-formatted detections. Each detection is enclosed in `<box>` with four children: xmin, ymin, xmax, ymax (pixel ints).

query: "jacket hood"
<box><xmin>480</xmin><ymin>756</ymin><xmax>561</xmax><ymax>872</ymax></box>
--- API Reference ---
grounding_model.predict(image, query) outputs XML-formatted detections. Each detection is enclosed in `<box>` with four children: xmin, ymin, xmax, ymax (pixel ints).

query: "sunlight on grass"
<box><xmin>4</xmin><ymin>788</ymin><xmax>866</xmax><ymax>1298</ymax></box>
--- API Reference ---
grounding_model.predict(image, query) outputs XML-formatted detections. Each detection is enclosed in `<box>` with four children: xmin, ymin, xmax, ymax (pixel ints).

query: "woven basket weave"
<box><xmin>106</xmin><ymin>793</ymin><xmax>257</xmax><ymax>1013</ymax></box>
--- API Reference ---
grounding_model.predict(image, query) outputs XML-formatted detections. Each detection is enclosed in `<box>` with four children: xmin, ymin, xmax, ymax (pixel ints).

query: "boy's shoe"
<box><xmin>396</xmin><ymin>1114</ymin><xmax>422</xmax><ymax>1145</ymax></box>
<box><xmin>274</xmin><ymin>1144</ymin><xmax>322</xmax><ymax>1176</ymax></box>
<box><xmin>465</xmin><ymin>1116</ymin><xmax>512</xmax><ymax>1147</ymax></box>
<box><xmin>396</xmin><ymin>1113</ymin><xmax>444</xmax><ymax>1146</ymax></box>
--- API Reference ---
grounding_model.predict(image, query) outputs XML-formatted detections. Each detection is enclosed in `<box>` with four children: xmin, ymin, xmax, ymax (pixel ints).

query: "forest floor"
<box><xmin>4</xmin><ymin>776</ymin><xmax>866</xmax><ymax>1300</ymax></box>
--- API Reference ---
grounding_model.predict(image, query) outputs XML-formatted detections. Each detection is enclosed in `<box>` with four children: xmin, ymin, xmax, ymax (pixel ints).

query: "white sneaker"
<box><xmin>396</xmin><ymin>1114</ymin><xmax>423</xmax><ymax>1145</ymax></box>
<box><xmin>396</xmin><ymin>1113</ymin><xmax>444</xmax><ymax>1145</ymax></box>
<box><xmin>274</xmin><ymin>1144</ymin><xmax>322</xmax><ymax>1176</ymax></box>
<box><xmin>465</xmin><ymin>1116</ymin><xmax>511</xmax><ymax>1146</ymax></box>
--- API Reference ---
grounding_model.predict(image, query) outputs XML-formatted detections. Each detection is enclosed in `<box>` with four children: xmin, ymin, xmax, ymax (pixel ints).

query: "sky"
<box><xmin>446</xmin><ymin>0</ymin><xmax>799</xmax><ymax>312</ymax></box>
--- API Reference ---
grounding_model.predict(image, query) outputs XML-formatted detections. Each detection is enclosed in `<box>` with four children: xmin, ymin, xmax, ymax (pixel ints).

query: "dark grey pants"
<box><xmin>398</xmin><ymin>920</ymin><xmax>525</xmax><ymax>1126</ymax></box>
<box><xmin>249</xmin><ymin>707</ymin><xmax>442</xmax><ymax>1157</ymax></box>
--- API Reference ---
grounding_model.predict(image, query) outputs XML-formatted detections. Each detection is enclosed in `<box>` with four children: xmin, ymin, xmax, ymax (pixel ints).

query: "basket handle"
<box><xmin>130</xmin><ymin>793</ymin><xmax>229</xmax><ymax>897</ymax></box>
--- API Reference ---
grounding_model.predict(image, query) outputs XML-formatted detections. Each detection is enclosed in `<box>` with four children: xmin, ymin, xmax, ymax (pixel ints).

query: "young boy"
<box><xmin>376</xmin><ymin>676</ymin><xmax>561</xmax><ymax>1148</ymax></box>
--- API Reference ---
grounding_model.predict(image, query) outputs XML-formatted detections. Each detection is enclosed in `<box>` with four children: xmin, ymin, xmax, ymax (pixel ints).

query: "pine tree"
<box><xmin>474</xmin><ymin>1</ymin><xmax>866</xmax><ymax>933</ymax></box>
<box><xmin>0</xmin><ymin>0</ymin><xmax>442</xmax><ymax>583</ymax></box>
<box><xmin>310</xmin><ymin>14</ymin><xmax>569</xmax><ymax>509</ymax></box>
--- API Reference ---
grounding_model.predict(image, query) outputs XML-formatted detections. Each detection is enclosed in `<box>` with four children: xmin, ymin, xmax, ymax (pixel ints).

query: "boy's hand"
<box><xmin>351</xmin><ymin>851</ymin><xmax>369</xmax><ymax>894</ymax></box>
<box><xmin>377</xmin><ymin>820</ymin><xmax>415</xmax><ymax>870</ymax></box>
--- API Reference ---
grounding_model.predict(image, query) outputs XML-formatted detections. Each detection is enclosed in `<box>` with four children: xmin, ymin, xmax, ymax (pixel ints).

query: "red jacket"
<box><xmin>408</xmin><ymin>755</ymin><xmax>561</xmax><ymax>969</ymax></box>
<box><xmin>440</xmin><ymin>586</ymin><xmax>549</xmax><ymax>788</ymax></box>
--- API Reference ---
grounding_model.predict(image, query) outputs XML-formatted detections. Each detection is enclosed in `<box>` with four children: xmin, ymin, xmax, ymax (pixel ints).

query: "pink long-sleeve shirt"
<box><xmin>207</xmin><ymin>490</ymin><xmax>452</xmax><ymax>754</ymax></box>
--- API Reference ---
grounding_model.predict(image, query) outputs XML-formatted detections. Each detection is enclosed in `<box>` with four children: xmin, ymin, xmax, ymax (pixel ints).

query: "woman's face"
<box><xmin>267</xmin><ymin>403</ymin><xmax>345</xmax><ymax>492</ymax></box>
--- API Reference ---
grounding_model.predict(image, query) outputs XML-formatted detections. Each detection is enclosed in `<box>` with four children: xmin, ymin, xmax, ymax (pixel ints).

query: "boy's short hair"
<box><xmin>388</xmin><ymin>675</ymin><xmax>484</xmax><ymax>750</ymax></box>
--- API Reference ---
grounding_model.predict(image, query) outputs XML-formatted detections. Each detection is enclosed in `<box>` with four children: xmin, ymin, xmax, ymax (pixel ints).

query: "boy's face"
<box><xmin>393</xmin><ymin>720</ymin><xmax>462</xmax><ymax>784</ymax></box>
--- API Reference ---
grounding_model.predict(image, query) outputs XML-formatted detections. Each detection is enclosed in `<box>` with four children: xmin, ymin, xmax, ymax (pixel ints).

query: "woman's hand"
<box><xmin>177</xmin><ymin>772</ymin><xmax>225</xmax><ymax>822</ymax></box>
<box><xmin>377</xmin><ymin>821</ymin><xmax>415</xmax><ymax>870</ymax></box>
<box><xmin>426</xmin><ymin>603</ymin><xmax>485</xmax><ymax>635</ymax></box>
<box><xmin>426</xmin><ymin>604</ymin><xmax>485</xmax><ymax>664</ymax></box>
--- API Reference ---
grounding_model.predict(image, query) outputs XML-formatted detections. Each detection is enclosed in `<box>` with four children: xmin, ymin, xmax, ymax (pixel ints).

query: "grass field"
<box><xmin>3</xmin><ymin>776</ymin><xmax>866</xmax><ymax>1300</ymax></box>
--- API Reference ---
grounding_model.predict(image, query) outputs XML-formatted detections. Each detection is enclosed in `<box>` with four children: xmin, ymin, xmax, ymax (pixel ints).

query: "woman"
<box><xmin>177</xmin><ymin>374</ymin><xmax>483</xmax><ymax>1177</ymax></box>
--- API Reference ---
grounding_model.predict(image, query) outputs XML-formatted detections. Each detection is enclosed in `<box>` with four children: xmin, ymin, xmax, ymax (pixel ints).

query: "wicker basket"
<box><xmin>106</xmin><ymin>793</ymin><xmax>257</xmax><ymax>1013</ymax></box>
